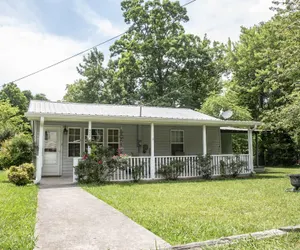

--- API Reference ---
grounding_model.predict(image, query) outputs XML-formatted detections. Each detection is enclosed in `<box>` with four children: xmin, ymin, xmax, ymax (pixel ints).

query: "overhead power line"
<box><xmin>2</xmin><ymin>0</ymin><xmax>196</xmax><ymax>86</ymax></box>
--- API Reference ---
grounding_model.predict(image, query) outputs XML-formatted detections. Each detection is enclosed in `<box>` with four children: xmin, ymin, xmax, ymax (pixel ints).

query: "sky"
<box><xmin>0</xmin><ymin>0</ymin><xmax>274</xmax><ymax>101</ymax></box>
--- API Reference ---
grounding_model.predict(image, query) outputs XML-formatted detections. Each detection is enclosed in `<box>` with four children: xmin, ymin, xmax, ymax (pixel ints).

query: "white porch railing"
<box><xmin>73</xmin><ymin>154</ymin><xmax>251</xmax><ymax>182</ymax></box>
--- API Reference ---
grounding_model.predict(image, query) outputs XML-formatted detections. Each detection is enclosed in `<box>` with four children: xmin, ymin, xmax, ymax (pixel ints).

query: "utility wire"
<box><xmin>2</xmin><ymin>0</ymin><xmax>196</xmax><ymax>86</ymax></box>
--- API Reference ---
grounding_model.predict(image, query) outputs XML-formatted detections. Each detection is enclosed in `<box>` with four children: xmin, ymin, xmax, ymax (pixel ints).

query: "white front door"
<box><xmin>43</xmin><ymin>127</ymin><xmax>61</xmax><ymax>176</ymax></box>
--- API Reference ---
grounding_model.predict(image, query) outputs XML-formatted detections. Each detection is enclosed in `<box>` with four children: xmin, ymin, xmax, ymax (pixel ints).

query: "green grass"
<box><xmin>0</xmin><ymin>171</ymin><xmax>38</xmax><ymax>250</ymax></box>
<box><xmin>82</xmin><ymin>167</ymin><xmax>300</xmax><ymax>245</ymax></box>
<box><xmin>208</xmin><ymin>232</ymin><xmax>300</xmax><ymax>250</ymax></box>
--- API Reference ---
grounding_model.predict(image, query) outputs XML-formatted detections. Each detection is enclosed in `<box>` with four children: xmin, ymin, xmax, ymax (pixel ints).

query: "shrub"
<box><xmin>157</xmin><ymin>160</ymin><xmax>185</xmax><ymax>180</ymax></box>
<box><xmin>0</xmin><ymin>133</ymin><xmax>34</xmax><ymax>170</ymax></box>
<box><xmin>20</xmin><ymin>163</ymin><xmax>35</xmax><ymax>180</ymax></box>
<box><xmin>75</xmin><ymin>144</ymin><xmax>128</xmax><ymax>183</ymax></box>
<box><xmin>194</xmin><ymin>154</ymin><xmax>213</xmax><ymax>179</ymax></box>
<box><xmin>131</xmin><ymin>165</ymin><xmax>144</xmax><ymax>182</ymax></box>
<box><xmin>219</xmin><ymin>156</ymin><xmax>248</xmax><ymax>178</ymax></box>
<box><xmin>7</xmin><ymin>166</ymin><xmax>30</xmax><ymax>186</ymax></box>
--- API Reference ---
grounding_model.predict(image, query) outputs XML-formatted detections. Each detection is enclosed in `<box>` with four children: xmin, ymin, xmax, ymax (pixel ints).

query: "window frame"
<box><xmin>107</xmin><ymin>128</ymin><xmax>120</xmax><ymax>152</ymax></box>
<box><xmin>170</xmin><ymin>130</ymin><xmax>185</xmax><ymax>155</ymax></box>
<box><xmin>67</xmin><ymin>127</ymin><xmax>82</xmax><ymax>158</ymax></box>
<box><xmin>84</xmin><ymin>128</ymin><xmax>104</xmax><ymax>152</ymax></box>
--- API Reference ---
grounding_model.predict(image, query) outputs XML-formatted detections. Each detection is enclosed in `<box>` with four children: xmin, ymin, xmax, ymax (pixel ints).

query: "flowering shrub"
<box><xmin>74</xmin><ymin>144</ymin><xmax>128</xmax><ymax>183</ymax></box>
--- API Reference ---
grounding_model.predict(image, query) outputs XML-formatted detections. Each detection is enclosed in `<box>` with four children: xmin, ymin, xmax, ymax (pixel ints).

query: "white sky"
<box><xmin>0</xmin><ymin>0</ymin><xmax>274</xmax><ymax>101</ymax></box>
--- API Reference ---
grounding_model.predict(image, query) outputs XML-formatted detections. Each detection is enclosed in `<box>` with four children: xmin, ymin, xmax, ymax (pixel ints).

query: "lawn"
<box><xmin>0</xmin><ymin>171</ymin><xmax>38</xmax><ymax>250</ymax></box>
<box><xmin>82</xmin><ymin>167</ymin><xmax>300</xmax><ymax>245</ymax></box>
<box><xmin>208</xmin><ymin>232</ymin><xmax>300</xmax><ymax>250</ymax></box>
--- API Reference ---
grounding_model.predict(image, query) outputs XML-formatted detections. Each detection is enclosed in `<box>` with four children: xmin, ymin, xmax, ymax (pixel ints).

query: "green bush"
<box><xmin>157</xmin><ymin>160</ymin><xmax>185</xmax><ymax>180</ymax></box>
<box><xmin>20</xmin><ymin>163</ymin><xmax>35</xmax><ymax>180</ymax></box>
<box><xmin>194</xmin><ymin>154</ymin><xmax>213</xmax><ymax>179</ymax></box>
<box><xmin>0</xmin><ymin>133</ymin><xmax>34</xmax><ymax>170</ymax></box>
<box><xmin>75</xmin><ymin>144</ymin><xmax>128</xmax><ymax>183</ymax></box>
<box><xmin>7</xmin><ymin>166</ymin><xmax>30</xmax><ymax>186</ymax></box>
<box><xmin>219</xmin><ymin>156</ymin><xmax>248</xmax><ymax>178</ymax></box>
<box><xmin>131</xmin><ymin>165</ymin><xmax>144</xmax><ymax>182</ymax></box>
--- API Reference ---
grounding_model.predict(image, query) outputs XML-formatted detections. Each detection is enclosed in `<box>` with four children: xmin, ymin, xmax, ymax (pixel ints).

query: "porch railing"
<box><xmin>73</xmin><ymin>154</ymin><xmax>251</xmax><ymax>182</ymax></box>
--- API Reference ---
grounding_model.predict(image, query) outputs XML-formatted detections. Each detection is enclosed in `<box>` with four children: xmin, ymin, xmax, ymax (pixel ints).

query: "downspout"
<box><xmin>34</xmin><ymin>117</ymin><xmax>44</xmax><ymax>184</ymax></box>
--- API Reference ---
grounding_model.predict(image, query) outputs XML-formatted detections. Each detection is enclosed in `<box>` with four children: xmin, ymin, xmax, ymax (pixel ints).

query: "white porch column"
<box><xmin>203</xmin><ymin>125</ymin><xmax>207</xmax><ymax>155</ymax></box>
<box><xmin>248</xmin><ymin>128</ymin><xmax>254</xmax><ymax>171</ymax></box>
<box><xmin>150</xmin><ymin>123</ymin><xmax>155</xmax><ymax>179</ymax></box>
<box><xmin>87</xmin><ymin>121</ymin><xmax>92</xmax><ymax>154</ymax></box>
<box><xmin>35</xmin><ymin>116</ymin><xmax>44</xmax><ymax>184</ymax></box>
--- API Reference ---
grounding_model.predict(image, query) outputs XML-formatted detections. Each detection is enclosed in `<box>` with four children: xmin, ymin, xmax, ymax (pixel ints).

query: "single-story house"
<box><xmin>25</xmin><ymin>101</ymin><xmax>260</xmax><ymax>183</ymax></box>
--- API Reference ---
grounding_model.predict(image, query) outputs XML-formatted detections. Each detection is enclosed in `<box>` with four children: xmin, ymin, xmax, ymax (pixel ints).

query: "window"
<box><xmin>107</xmin><ymin>129</ymin><xmax>120</xmax><ymax>153</ymax></box>
<box><xmin>84</xmin><ymin>128</ymin><xmax>104</xmax><ymax>152</ymax></box>
<box><xmin>171</xmin><ymin>130</ymin><xmax>184</xmax><ymax>156</ymax></box>
<box><xmin>68</xmin><ymin>128</ymin><xmax>81</xmax><ymax>157</ymax></box>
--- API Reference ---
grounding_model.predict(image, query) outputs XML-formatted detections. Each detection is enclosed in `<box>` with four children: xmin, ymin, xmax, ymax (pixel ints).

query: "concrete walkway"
<box><xmin>35</xmin><ymin>178</ymin><xmax>170</xmax><ymax>250</ymax></box>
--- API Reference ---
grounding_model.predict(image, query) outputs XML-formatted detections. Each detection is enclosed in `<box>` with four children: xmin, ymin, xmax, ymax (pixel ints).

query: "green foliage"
<box><xmin>0</xmin><ymin>101</ymin><xmax>27</xmax><ymax>143</ymax></box>
<box><xmin>157</xmin><ymin>160</ymin><xmax>185</xmax><ymax>180</ymax></box>
<box><xmin>0</xmin><ymin>83</ymin><xmax>28</xmax><ymax>114</ymax></box>
<box><xmin>200</xmin><ymin>90</ymin><xmax>252</xmax><ymax>121</ymax></box>
<box><xmin>75</xmin><ymin>145</ymin><xmax>128</xmax><ymax>183</ymax></box>
<box><xmin>63</xmin><ymin>49</ymin><xmax>110</xmax><ymax>103</ymax></box>
<box><xmin>0</xmin><ymin>134</ymin><xmax>34</xmax><ymax>170</ymax></box>
<box><xmin>19</xmin><ymin>163</ymin><xmax>35</xmax><ymax>180</ymax></box>
<box><xmin>131</xmin><ymin>165</ymin><xmax>144</xmax><ymax>182</ymax></box>
<box><xmin>8</xmin><ymin>166</ymin><xmax>30</xmax><ymax>186</ymax></box>
<box><xmin>194</xmin><ymin>154</ymin><xmax>213</xmax><ymax>179</ymax></box>
<box><xmin>82</xmin><ymin>167</ymin><xmax>300</xmax><ymax>245</ymax></box>
<box><xmin>219</xmin><ymin>156</ymin><xmax>248</xmax><ymax>178</ymax></box>
<box><xmin>108</xmin><ymin>0</ymin><xmax>224</xmax><ymax>108</ymax></box>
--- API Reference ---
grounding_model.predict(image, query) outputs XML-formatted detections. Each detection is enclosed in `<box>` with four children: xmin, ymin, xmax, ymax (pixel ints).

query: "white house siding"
<box><xmin>34</xmin><ymin>121</ymin><xmax>222</xmax><ymax>176</ymax></box>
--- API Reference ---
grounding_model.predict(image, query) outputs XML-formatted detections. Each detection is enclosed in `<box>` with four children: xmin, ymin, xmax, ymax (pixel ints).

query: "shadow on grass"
<box><xmin>82</xmin><ymin>174</ymin><xmax>285</xmax><ymax>188</ymax></box>
<box><xmin>0</xmin><ymin>180</ymin><xmax>10</xmax><ymax>184</ymax></box>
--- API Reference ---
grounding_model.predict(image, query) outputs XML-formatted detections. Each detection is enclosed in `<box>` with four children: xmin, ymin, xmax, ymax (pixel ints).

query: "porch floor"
<box><xmin>35</xmin><ymin>179</ymin><xmax>170</xmax><ymax>250</ymax></box>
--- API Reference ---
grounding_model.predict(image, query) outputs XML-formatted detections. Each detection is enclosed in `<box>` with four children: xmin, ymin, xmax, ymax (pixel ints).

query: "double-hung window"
<box><xmin>171</xmin><ymin>130</ymin><xmax>184</xmax><ymax>156</ymax></box>
<box><xmin>84</xmin><ymin>128</ymin><xmax>104</xmax><ymax>152</ymax></box>
<box><xmin>107</xmin><ymin>129</ymin><xmax>120</xmax><ymax>153</ymax></box>
<box><xmin>68</xmin><ymin>128</ymin><xmax>81</xmax><ymax>157</ymax></box>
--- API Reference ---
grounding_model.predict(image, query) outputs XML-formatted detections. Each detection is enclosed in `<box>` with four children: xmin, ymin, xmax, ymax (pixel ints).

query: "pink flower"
<box><xmin>83</xmin><ymin>154</ymin><xmax>88</xmax><ymax>160</ymax></box>
<box><xmin>98</xmin><ymin>160</ymin><xmax>102</xmax><ymax>164</ymax></box>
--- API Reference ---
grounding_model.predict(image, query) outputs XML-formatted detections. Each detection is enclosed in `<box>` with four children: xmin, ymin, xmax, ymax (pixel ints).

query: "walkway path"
<box><xmin>35</xmin><ymin>178</ymin><xmax>170</xmax><ymax>250</ymax></box>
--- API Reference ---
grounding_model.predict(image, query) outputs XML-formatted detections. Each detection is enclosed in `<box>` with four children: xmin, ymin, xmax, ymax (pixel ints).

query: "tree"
<box><xmin>63</xmin><ymin>49</ymin><xmax>109</xmax><ymax>103</ymax></box>
<box><xmin>108</xmin><ymin>0</ymin><xmax>224</xmax><ymax>108</ymax></box>
<box><xmin>0</xmin><ymin>101</ymin><xmax>27</xmax><ymax>142</ymax></box>
<box><xmin>0</xmin><ymin>83</ymin><xmax>28</xmax><ymax>114</ymax></box>
<box><xmin>201</xmin><ymin>89</ymin><xmax>252</xmax><ymax>121</ymax></box>
<box><xmin>23</xmin><ymin>90</ymin><xmax>49</xmax><ymax>102</ymax></box>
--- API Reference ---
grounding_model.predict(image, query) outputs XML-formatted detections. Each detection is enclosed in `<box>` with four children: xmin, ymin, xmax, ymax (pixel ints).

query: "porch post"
<box><xmin>88</xmin><ymin>121</ymin><xmax>92</xmax><ymax>154</ymax></box>
<box><xmin>203</xmin><ymin>125</ymin><xmax>207</xmax><ymax>155</ymax></box>
<box><xmin>248</xmin><ymin>128</ymin><xmax>254</xmax><ymax>171</ymax></box>
<box><xmin>35</xmin><ymin>116</ymin><xmax>44</xmax><ymax>184</ymax></box>
<box><xmin>150</xmin><ymin>123</ymin><xmax>155</xmax><ymax>179</ymax></box>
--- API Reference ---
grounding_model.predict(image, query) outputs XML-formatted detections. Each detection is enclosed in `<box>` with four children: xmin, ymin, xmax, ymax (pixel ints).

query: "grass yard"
<box><xmin>0</xmin><ymin>171</ymin><xmax>38</xmax><ymax>250</ymax></box>
<box><xmin>82</xmin><ymin>167</ymin><xmax>300</xmax><ymax>246</ymax></box>
<box><xmin>208</xmin><ymin>232</ymin><xmax>300</xmax><ymax>250</ymax></box>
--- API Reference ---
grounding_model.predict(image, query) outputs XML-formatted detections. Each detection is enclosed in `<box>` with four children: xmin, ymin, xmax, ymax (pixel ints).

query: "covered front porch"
<box><xmin>71</xmin><ymin>122</ymin><xmax>254</xmax><ymax>182</ymax></box>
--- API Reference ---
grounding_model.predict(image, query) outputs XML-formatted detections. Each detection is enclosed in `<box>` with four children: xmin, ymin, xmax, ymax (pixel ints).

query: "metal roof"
<box><xmin>27</xmin><ymin>100</ymin><xmax>220</xmax><ymax>121</ymax></box>
<box><xmin>26</xmin><ymin>101</ymin><xmax>260</xmax><ymax>127</ymax></box>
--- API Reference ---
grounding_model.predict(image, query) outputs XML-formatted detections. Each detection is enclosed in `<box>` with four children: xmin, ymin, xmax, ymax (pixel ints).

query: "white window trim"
<box><xmin>84</xmin><ymin>128</ymin><xmax>104</xmax><ymax>144</ymax></box>
<box><xmin>107</xmin><ymin>128</ymin><xmax>120</xmax><ymax>149</ymax></box>
<box><xmin>67</xmin><ymin>127</ymin><xmax>82</xmax><ymax>158</ymax></box>
<box><xmin>170</xmin><ymin>130</ymin><xmax>185</xmax><ymax>155</ymax></box>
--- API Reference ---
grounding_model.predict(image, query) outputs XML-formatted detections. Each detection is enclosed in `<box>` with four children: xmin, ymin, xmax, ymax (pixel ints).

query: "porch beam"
<box><xmin>203</xmin><ymin>125</ymin><xmax>207</xmax><ymax>155</ymax></box>
<box><xmin>150</xmin><ymin>123</ymin><xmax>155</xmax><ymax>179</ymax></box>
<box><xmin>88</xmin><ymin>121</ymin><xmax>92</xmax><ymax>154</ymax></box>
<box><xmin>248</xmin><ymin>128</ymin><xmax>254</xmax><ymax>171</ymax></box>
<box><xmin>35</xmin><ymin>116</ymin><xmax>44</xmax><ymax>184</ymax></box>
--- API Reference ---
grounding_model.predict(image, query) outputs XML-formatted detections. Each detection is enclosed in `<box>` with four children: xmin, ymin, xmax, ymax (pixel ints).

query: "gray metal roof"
<box><xmin>27</xmin><ymin>100</ymin><xmax>220</xmax><ymax>121</ymax></box>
